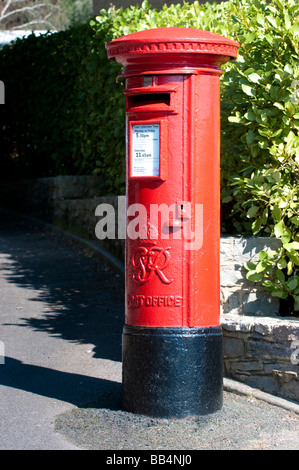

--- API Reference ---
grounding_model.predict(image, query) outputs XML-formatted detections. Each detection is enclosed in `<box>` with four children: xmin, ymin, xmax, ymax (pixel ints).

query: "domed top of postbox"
<box><xmin>106</xmin><ymin>27</ymin><xmax>239</xmax><ymax>75</ymax></box>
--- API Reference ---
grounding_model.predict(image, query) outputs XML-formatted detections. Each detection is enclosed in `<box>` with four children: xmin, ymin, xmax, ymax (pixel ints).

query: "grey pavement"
<box><xmin>1</xmin><ymin>206</ymin><xmax>299</xmax><ymax>451</ymax></box>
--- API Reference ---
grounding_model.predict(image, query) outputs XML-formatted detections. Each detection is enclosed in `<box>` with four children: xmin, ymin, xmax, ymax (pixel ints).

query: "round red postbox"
<box><xmin>106</xmin><ymin>27</ymin><xmax>239</xmax><ymax>417</ymax></box>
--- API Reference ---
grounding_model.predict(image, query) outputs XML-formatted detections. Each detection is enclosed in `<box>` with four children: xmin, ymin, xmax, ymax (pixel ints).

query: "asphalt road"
<box><xmin>0</xmin><ymin>207</ymin><xmax>299</xmax><ymax>452</ymax></box>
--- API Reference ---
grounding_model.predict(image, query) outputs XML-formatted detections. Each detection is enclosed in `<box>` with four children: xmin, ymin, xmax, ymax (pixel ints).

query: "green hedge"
<box><xmin>0</xmin><ymin>24</ymin><xmax>124</xmax><ymax>194</ymax></box>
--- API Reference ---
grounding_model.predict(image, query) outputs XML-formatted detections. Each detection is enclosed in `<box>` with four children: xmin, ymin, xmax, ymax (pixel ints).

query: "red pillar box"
<box><xmin>106</xmin><ymin>27</ymin><xmax>239</xmax><ymax>417</ymax></box>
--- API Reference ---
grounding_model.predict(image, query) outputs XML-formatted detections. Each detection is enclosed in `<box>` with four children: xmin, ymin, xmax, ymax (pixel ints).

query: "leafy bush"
<box><xmin>1</xmin><ymin>0</ymin><xmax>299</xmax><ymax>312</ymax></box>
<box><xmin>216</xmin><ymin>0</ymin><xmax>299</xmax><ymax>314</ymax></box>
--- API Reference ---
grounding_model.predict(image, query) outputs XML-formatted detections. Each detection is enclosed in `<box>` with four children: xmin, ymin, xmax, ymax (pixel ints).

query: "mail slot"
<box><xmin>127</xmin><ymin>92</ymin><xmax>171</xmax><ymax>108</ymax></box>
<box><xmin>125</xmin><ymin>82</ymin><xmax>178</xmax><ymax>114</ymax></box>
<box><xmin>106</xmin><ymin>27</ymin><xmax>239</xmax><ymax>417</ymax></box>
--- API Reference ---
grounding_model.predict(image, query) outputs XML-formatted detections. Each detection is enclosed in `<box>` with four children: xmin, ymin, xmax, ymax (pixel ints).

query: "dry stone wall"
<box><xmin>222</xmin><ymin>314</ymin><xmax>299</xmax><ymax>402</ymax></box>
<box><xmin>220</xmin><ymin>235</ymin><xmax>281</xmax><ymax>316</ymax></box>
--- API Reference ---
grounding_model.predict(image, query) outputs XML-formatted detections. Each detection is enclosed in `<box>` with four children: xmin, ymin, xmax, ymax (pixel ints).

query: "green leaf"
<box><xmin>258</xmin><ymin>250</ymin><xmax>268</xmax><ymax>261</ymax></box>
<box><xmin>272</xmin><ymin>205</ymin><xmax>282</xmax><ymax>222</ymax></box>
<box><xmin>252</xmin><ymin>218</ymin><xmax>262</xmax><ymax>235</ymax></box>
<box><xmin>271</xmin><ymin>171</ymin><xmax>281</xmax><ymax>183</ymax></box>
<box><xmin>241</xmin><ymin>84</ymin><xmax>255</xmax><ymax>96</ymax></box>
<box><xmin>287</xmin><ymin>261</ymin><xmax>294</xmax><ymax>276</ymax></box>
<box><xmin>228</xmin><ymin>116</ymin><xmax>242</xmax><ymax>123</ymax></box>
<box><xmin>277</xmin><ymin>258</ymin><xmax>287</xmax><ymax>270</ymax></box>
<box><xmin>246</xmin><ymin>130</ymin><xmax>255</xmax><ymax>146</ymax></box>
<box><xmin>281</xmin><ymin>229</ymin><xmax>291</xmax><ymax>244</ymax></box>
<box><xmin>287</xmin><ymin>278</ymin><xmax>298</xmax><ymax>291</ymax></box>
<box><xmin>289</xmin><ymin>253</ymin><xmax>299</xmax><ymax>266</ymax></box>
<box><xmin>248</xmin><ymin>73</ymin><xmax>261</xmax><ymax>83</ymax></box>
<box><xmin>267</xmin><ymin>16</ymin><xmax>278</xmax><ymax>28</ymax></box>
<box><xmin>244</xmin><ymin>112</ymin><xmax>256</xmax><ymax>122</ymax></box>
<box><xmin>246</xmin><ymin>271</ymin><xmax>264</xmax><ymax>282</ymax></box>
<box><xmin>292</xmin><ymin>23</ymin><xmax>299</xmax><ymax>36</ymax></box>
<box><xmin>284</xmin><ymin>242</ymin><xmax>299</xmax><ymax>252</ymax></box>
<box><xmin>222</xmin><ymin>195</ymin><xmax>232</xmax><ymax>203</ymax></box>
<box><xmin>245</xmin><ymin>261</ymin><xmax>257</xmax><ymax>271</ymax></box>
<box><xmin>256</xmin><ymin>13</ymin><xmax>265</xmax><ymax>26</ymax></box>
<box><xmin>265</xmin><ymin>34</ymin><xmax>273</xmax><ymax>45</ymax></box>
<box><xmin>286</xmin><ymin>130</ymin><xmax>296</xmax><ymax>149</ymax></box>
<box><xmin>276</xmin><ymin>269</ymin><xmax>285</xmax><ymax>283</ymax></box>
<box><xmin>274</xmin><ymin>220</ymin><xmax>285</xmax><ymax>238</ymax></box>
<box><xmin>272</xmin><ymin>290</ymin><xmax>288</xmax><ymax>299</ymax></box>
<box><xmin>284</xmin><ymin>64</ymin><xmax>293</xmax><ymax>75</ymax></box>
<box><xmin>273</xmin><ymin>102</ymin><xmax>284</xmax><ymax>110</ymax></box>
<box><xmin>256</xmin><ymin>261</ymin><xmax>267</xmax><ymax>273</ymax></box>
<box><xmin>261</xmin><ymin>208</ymin><xmax>268</xmax><ymax>225</ymax></box>
<box><xmin>247</xmin><ymin>205</ymin><xmax>259</xmax><ymax>218</ymax></box>
<box><xmin>272</xmin><ymin>129</ymin><xmax>283</xmax><ymax>138</ymax></box>
<box><xmin>290</xmin><ymin>216</ymin><xmax>299</xmax><ymax>227</ymax></box>
<box><xmin>245</xmin><ymin>32</ymin><xmax>256</xmax><ymax>43</ymax></box>
<box><xmin>284</xmin><ymin>11</ymin><xmax>291</xmax><ymax>29</ymax></box>
<box><xmin>263</xmin><ymin>280</ymin><xmax>275</xmax><ymax>289</ymax></box>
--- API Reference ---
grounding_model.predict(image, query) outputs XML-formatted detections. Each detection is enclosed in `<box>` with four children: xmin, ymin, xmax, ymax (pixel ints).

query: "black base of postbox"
<box><xmin>122</xmin><ymin>325</ymin><xmax>223</xmax><ymax>418</ymax></box>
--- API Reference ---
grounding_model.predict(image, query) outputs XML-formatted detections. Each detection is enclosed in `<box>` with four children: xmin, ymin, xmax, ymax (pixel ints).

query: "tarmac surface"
<box><xmin>1</xmin><ymin>206</ymin><xmax>299</xmax><ymax>452</ymax></box>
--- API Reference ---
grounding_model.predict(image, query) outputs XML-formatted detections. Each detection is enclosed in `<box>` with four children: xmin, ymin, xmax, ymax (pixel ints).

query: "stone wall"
<box><xmin>220</xmin><ymin>235</ymin><xmax>281</xmax><ymax>316</ymax></box>
<box><xmin>222</xmin><ymin>314</ymin><xmax>299</xmax><ymax>402</ymax></box>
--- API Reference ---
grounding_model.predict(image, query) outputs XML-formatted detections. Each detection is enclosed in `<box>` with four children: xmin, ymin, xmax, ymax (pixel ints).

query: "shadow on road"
<box><xmin>1</xmin><ymin>357</ymin><xmax>122</xmax><ymax>409</ymax></box>
<box><xmin>0</xmin><ymin>209</ymin><xmax>124</xmax><ymax>363</ymax></box>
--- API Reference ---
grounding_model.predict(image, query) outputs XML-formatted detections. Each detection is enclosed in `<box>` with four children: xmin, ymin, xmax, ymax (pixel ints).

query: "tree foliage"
<box><xmin>65</xmin><ymin>0</ymin><xmax>93</xmax><ymax>27</ymax></box>
<box><xmin>0</xmin><ymin>0</ymin><xmax>93</xmax><ymax>30</ymax></box>
<box><xmin>0</xmin><ymin>0</ymin><xmax>67</xmax><ymax>30</ymax></box>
